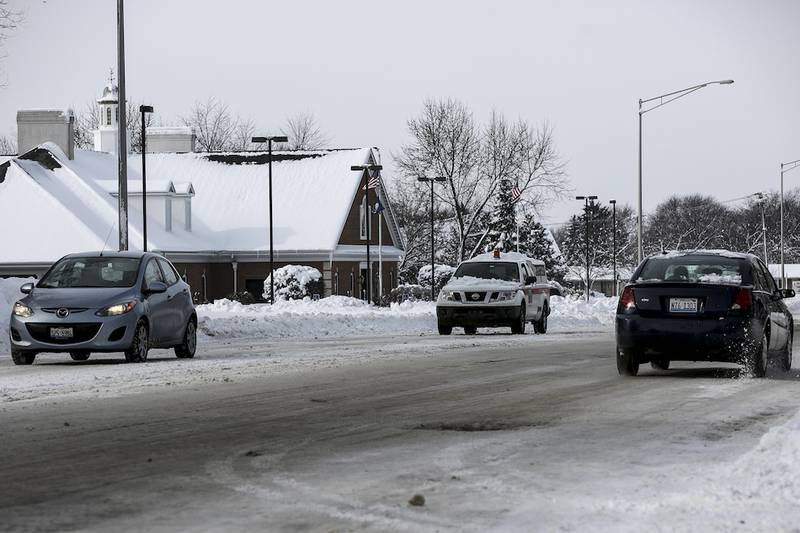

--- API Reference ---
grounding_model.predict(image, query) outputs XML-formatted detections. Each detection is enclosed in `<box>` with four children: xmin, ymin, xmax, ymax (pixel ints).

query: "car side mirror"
<box><xmin>525</xmin><ymin>276</ymin><xmax>537</xmax><ymax>285</ymax></box>
<box><xmin>777</xmin><ymin>288</ymin><xmax>795</xmax><ymax>300</ymax></box>
<box><xmin>144</xmin><ymin>280</ymin><xmax>168</xmax><ymax>295</ymax></box>
<box><xmin>20</xmin><ymin>282</ymin><xmax>33</xmax><ymax>294</ymax></box>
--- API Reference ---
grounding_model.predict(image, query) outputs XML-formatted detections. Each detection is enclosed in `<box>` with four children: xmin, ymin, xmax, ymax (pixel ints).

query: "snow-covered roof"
<box><xmin>465</xmin><ymin>251</ymin><xmax>544</xmax><ymax>265</ymax></box>
<box><xmin>97</xmin><ymin>83</ymin><xmax>118</xmax><ymax>104</ymax></box>
<box><xmin>0</xmin><ymin>143</ymin><xmax>385</xmax><ymax>263</ymax></box>
<box><xmin>147</xmin><ymin>126</ymin><xmax>193</xmax><ymax>136</ymax></box>
<box><xmin>649</xmin><ymin>249</ymin><xmax>758</xmax><ymax>260</ymax></box>
<box><xmin>768</xmin><ymin>264</ymin><xmax>800</xmax><ymax>279</ymax></box>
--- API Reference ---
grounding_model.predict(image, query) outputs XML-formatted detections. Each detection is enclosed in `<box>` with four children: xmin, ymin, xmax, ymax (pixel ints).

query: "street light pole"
<box><xmin>351</xmin><ymin>164</ymin><xmax>383</xmax><ymax>304</ymax></box>
<box><xmin>637</xmin><ymin>79</ymin><xmax>734</xmax><ymax>263</ymax></box>
<box><xmin>139</xmin><ymin>105</ymin><xmax>153</xmax><ymax>252</ymax></box>
<box><xmin>418</xmin><ymin>176</ymin><xmax>447</xmax><ymax>300</ymax></box>
<box><xmin>252</xmin><ymin>135</ymin><xmax>289</xmax><ymax>303</ymax></box>
<box><xmin>755</xmin><ymin>192</ymin><xmax>768</xmax><ymax>266</ymax></box>
<box><xmin>780</xmin><ymin>159</ymin><xmax>800</xmax><ymax>288</ymax></box>
<box><xmin>116</xmin><ymin>0</ymin><xmax>129</xmax><ymax>251</ymax></box>
<box><xmin>610</xmin><ymin>199</ymin><xmax>617</xmax><ymax>296</ymax></box>
<box><xmin>576</xmin><ymin>195</ymin><xmax>598</xmax><ymax>301</ymax></box>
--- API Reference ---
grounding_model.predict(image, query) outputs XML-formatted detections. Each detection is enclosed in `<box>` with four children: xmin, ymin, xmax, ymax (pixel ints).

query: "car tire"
<box><xmin>780</xmin><ymin>330</ymin><xmax>793</xmax><ymax>372</ymax></box>
<box><xmin>69</xmin><ymin>351</ymin><xmax>91</xmax><ymax>361</ymax></box>
<box><xmin>438</xmin><ymin>323</ymin><xmax>452</xmax><ymax>335</ymax></box>
<box><xmin>616</xmin><ymin>346</ymin><xmax>639</xmax><ymax>376</ymax></box>
<box><xmin>749</xmin><ymin>331</ymin><xmax>769</xmax><ymax>378</ymax></box>
<box><xmin>174</xmin><ymin>318</ymin><xmax>197</xmax><ymax>359</ymax></box>
<box><xmin>511</xmin><ymin>304</ymin><xmax>526</xmax><ymax>334</ymax></box>
<box><xmin>463</xmin><ymin>326</ymin><xmax>477</xmax><ymax>335</ymax></box>
<box><xmin>533</xmin><ymin>304</ymin><xmax>548</xmax><ymax>334</ymax></box>
<box><xmin>125</xmin><ymin>321</ymin><xmax>150</xmax><ymax>363</ymax></box>
<box><xmin>650</xmin><ymin>359</ymin><xmax>670</xmax><ymax>371</ymax></box>
<box><xmin>11</xmin><ymin>349</ymin><xmax>35</xmax><ymax>366</ymax></box>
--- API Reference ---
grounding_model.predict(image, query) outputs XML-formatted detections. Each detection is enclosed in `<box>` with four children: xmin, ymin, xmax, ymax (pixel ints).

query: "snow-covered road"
<box><xmin>1</xmin><ymin>332</ymin><xmax>800</xmax><ymax>531</ymax></box>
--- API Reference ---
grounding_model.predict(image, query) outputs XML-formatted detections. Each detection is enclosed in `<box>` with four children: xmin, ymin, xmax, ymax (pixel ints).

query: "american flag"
<box><xmin>511</xmin><ymin>185</ymin><xmax>522</xmax><ymax>204</ymax></box>
<box><xmin>362</xmin><ymin>176</ymin><xmax>380</xmax><ymax>190</ymax></box>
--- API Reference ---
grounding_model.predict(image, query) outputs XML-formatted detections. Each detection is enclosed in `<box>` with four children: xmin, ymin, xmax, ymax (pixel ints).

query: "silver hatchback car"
<box><xmin>8</xmin><ymin>251</ymin><xmax>197</xmax><ymax>365</ymax></box>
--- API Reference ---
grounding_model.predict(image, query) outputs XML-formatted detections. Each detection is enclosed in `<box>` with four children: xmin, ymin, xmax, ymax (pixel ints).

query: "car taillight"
<box><xmin>618</xmin><ymin>286</ymin><xmax>636</xmax><ymax>313</ymax></box>
<box><xmin>731</xmin><ymin>287</ymin><xmax>752</xmax><ymax>310</ymax></box>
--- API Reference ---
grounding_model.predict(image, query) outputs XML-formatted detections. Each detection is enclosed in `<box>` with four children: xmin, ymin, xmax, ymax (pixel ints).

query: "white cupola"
<box><xmin>93</xmin><ymin>71</ymin><xmax>128</xmax><ymax>153</ymax></box>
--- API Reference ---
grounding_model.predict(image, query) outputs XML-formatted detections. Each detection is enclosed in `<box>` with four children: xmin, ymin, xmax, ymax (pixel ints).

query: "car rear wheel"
<box><xmin>511</xmin><ymin>305</ymin><xmax>526</xmax><ymax>334</ymax></box>
<box><xmin>69</xmin><ymin>351</ymin><xmax>91</xmax><ymax>361</ymax></box>
<box><xmin>174</xmin><ymin>319</ymin><xmax>197</xmax><ymax>359</ymax></box>
<box><xmin>437</xmin><ymin>323</ymin><xmax>452</xmax><ymax>335</ymax></box>
<box><xmin>650</xmin><ymin>359</ymin><xmax>670</xmax><ymax>371</ymax></box>
<box><xmin>11</xmin><ymin>349</ymin><xmax>35</xmax><ymax>366</ymax></box>
<box><xmin>780</xmin><ymin>330</ymin><xmax>793</xmax><ymax>372</ymax></box>
<box><xmin>463</xmin><ymin>326</ymin><xmax>477</xmax><ymax>335</ymax></box>
<box><xmin>616</xmin><ymin>346</ymin><xmax>639</xmax><ymax>376</ymax></box>
<box><xmin>749</xmin><ymin>331</ymin><xmax>768</xmax><ymax>378</ymax></box>
<box><xmin>125</xmin><ymin>321</ymin><xmax>149</xmax><ymax>363</ymax></box>
<box><xmin>533</xmin><ymin>304</ymin><xmax>548</xmax><ymax>334</ymax></box>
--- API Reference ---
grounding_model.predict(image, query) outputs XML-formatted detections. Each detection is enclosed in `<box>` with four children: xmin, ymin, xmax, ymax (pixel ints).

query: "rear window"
<box><xmin>453</xmin><ymin>262</ymin><xmax>520</xmax><ymax>282</ymax></box>
<box><xmin>635</xmin><ymin>256</ymin><xmax>747</xmax><ymax>285</ymax></box>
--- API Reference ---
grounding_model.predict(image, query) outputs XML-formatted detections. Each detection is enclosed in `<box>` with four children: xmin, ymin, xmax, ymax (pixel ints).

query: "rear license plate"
<box><xmin>50</xmin><ymin>327</ymin><xmax>73</xmax><ymax>339</ymax></box>
<box><xmin>669</xmin><ymin>298</ymin><xmax>698</xmax><ymax>313</ymax></box>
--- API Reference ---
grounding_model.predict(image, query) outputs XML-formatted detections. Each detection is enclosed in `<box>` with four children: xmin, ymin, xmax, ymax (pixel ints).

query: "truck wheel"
<box><xmin>11</xmin><ymin>349</ymin><xmax>35</xmax><ymax>366</ymax></box>
<box><xmin>463</xmin><ymin>326</ymin><xmax>477</xmax><ymax>335</ymax></box>
<box><xmin>616</xmin><ymin>346</ymin><xmax>639</xmax><ymax>376</ymax></box>
<box><xmin>437</xmin><ymin>323</ymin><xmax>452</xmax><ymax>335</ymax></box>
<box><xmin>511</xmin><ymin>305</ymin><xmax>526</xmax><ymax>334</ymax></box>
<box><xmin>533</xmin><ymin>304</ymin><xmax>548</xmax><ymax>334</ymax></box>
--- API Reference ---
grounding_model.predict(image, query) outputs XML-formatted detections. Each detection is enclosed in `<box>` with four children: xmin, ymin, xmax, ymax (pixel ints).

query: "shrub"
<box><xmin>417</xmin><ymin>264</ymin><xmax>456</xmax><ymax>290</ymax></box>
<box><xmin>264</xmin><ymin>265</ymin><xmax>324</xmax><ymax>302</ymax></box>
<box><xmin>223</xmin><ymin>291</ymin><xmax>256</xmax><ymax>305</ymax></box>
<box><xmin>382</xmin><ymin>283</ymin><xmax>432</xmax><ymax>305</ymax></box>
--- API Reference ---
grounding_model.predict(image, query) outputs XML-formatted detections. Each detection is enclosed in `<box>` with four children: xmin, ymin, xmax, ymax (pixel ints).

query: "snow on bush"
<box><xmin>0</xmin><ymin>277</ymin><xmax>34</xmax><ymax>355</ymax></box>
<box><xmin>417</xmin><ymin>264</ymin><xmax>456</xmax><ymax>289</ymax></box>
<box><xmin>263</xmin><ymin>265</ymin><xmax>323</xmax><ymax>302</ymax></box>
<box><xmin>384</xmin><ymin>284</ymin><xmax>431</xmax><ymax>304</ymax></box>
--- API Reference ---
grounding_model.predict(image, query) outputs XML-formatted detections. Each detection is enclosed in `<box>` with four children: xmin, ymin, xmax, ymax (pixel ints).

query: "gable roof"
<box><xmin>0</xmin><ymin>143</ymin><xmax>402</xmax><ymax>264</ymax></box>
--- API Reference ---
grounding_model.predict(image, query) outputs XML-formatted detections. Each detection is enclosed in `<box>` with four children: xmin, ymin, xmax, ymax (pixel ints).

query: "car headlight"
<box><xmin>493</xmin><ymin>291</ymin><xmax>517</xmax><ymax>302</ymax></box>
<box><xmin>96</xmin><ymin>301</ymin><xmax>137</xmax><ymax>317</ymax></box>
<box><xmin>12</xmin><ymin>302</ymin><xmax>33</xmax><ymax>318</ymax></box>
<box><xmin>438</xmin><ymin>290</ymin><xmax>457</xmax><ymax>302</ymax></box>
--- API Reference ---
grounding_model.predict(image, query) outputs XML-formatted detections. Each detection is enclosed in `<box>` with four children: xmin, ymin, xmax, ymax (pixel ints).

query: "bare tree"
<box><xmin>230</xmin><ymin>117</ymin><xmax>256</xmax><ymax>152</ymax></box>
<box><xmin>283</xmin><ymin>112</ymin><xmax>329</xmax><ymax>150</ymax></box>
<box><xmin>0</xmin><ymin>131</ymin><xmax>15</xmax><ymax>154</ymax></box>
<box><xmin>73</xmin><ymin>99</ymin><xmax>153</xmax><ymax>153</ymax></box>
<box><xmin>0</xmin><ymin>0</ymin><xmax>23</xmax><ymax>85</ymax></box>
<box><xmin>180</xmin><ymin>97</ymin><xmax>240</xmax><ymax>152</ymax></box>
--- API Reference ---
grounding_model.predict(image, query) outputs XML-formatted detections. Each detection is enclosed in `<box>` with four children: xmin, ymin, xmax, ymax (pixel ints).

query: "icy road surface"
<box><xmin>1</xmin><ymin>332</ymin><xmax>800</xmax><ymax>532</ymax></box>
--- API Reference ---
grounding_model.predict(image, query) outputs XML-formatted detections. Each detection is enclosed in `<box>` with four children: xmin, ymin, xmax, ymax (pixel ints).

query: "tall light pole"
<box><xmin>637</xmin><ymin>79</ymin><xmax>734</xmax><ymax>262</ymax></box>
<box><xmin>755</xmin><ymin>192</ymin><xmax>768</xmax><ymax>266</ymax></box>
<box><xmin>116</xmin><ymin>0</ymin><xmax>129</xmax><ymax>250</ymax></box>
<box><xmin>576</xmin><ymin>195</ymin><xmax>598</xmax><ymax>301</ymax></box>
<box><xmin>418</xmin><ymin>176</ymin><xmax>447</xmax><ymax>300</ymax></box>
<box><xmin>351</xmin><ymin>164</ymin><xmax>383</xmax><ymax>304</ymax></box>
<box><xmin>252</xmin><ymin>135</ymin><xmax>289</xmax><ymax>303</ymax></box>
<box><xmin>610</xmin><ymin>199</ymin><xmax>617</xmax><ymax>296</ymax></box>
<box><xmin>780</xmin><ymin>159</ymin><xmax>800</xmax><ymax>288</ymax></box>
<box><xmin>139</xmin><ymin>105</ymin><xmax>153</xmax><ymax>251</ymax></box>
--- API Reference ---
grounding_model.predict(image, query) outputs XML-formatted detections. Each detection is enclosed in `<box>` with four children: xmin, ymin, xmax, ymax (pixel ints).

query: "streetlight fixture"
<box><xmin>576</xmin><ymin>195</ymin><xmax>598</xmax><ymax>301</ymax></box>
<box><xmin>609</xmin><ymin>199</ymin><xmax>617</xmax><ymax>296</ymax></box>
<box><xmin>637</xmin><ymin>79</ymin><xmax>734</xmax><ymax>262</ymax></box>
<box><xmin>351</xmin><ymin>163</ymin><xmax>383</xmax><ymax>304</ymax></box>
<box><xmin>418</xmin><ymin>176</ymin><xmax>447</xmax><ymax>300</ymax></box>
<box><xmin>251</xmin><ymin>135</ymin><xmax>289</xmax><ymax>303</ymax></box>
<box><xmin>780</xmin><ymin>159</ymin><xmax>800</xmax><ymax>287</ymax></box>
<box><xmin>138</xmin><ymin>104</ymin><xmax>153</xmax><ymax>252</ymax></box>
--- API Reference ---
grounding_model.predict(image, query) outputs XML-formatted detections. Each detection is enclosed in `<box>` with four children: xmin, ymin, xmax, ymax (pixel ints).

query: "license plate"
<box><xmin>50</xmin><ymin>327</ymin><xmax>74</xmax><ymax>339</ymax></box>
<box><xmin>669</xmin><ymin>298</ymin><xmax>698</xmax><ymax>313</ymax></box>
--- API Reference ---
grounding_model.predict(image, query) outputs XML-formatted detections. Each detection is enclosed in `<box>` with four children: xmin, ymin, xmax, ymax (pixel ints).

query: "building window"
<box><xmin>114</xmin><ymin>107</ymin><xmax>118</xmax><ymax>124</ymax></box>
<box><xmin>349</xmin><ymin>271</ymin><xmax>354</xmax><ymax>297</ymax></box>
<box><xmin>390</xmin><ymin>270</ymin><xmax>394</xmax><ymax>289</ymax></box>
<box><xmin>334</xmin><ymin>270</ymin><xmax>339</xmax><ymax>295</ymax></box>
<box><xmin>106</xmin><ymin>107</ymin><xmax>111</xmax><ymax>126</ymax></box>
<box><xmin>360</xmin><ymin>195</ymin><xmax>368</xmax><ymax>240</ymax></box>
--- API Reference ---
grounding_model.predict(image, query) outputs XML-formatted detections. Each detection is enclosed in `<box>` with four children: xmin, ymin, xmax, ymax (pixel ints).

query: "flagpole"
<box><xmin>378</xmin><ymin>210</ymin><xmax>383</xmax><ymax>302</ymax></box>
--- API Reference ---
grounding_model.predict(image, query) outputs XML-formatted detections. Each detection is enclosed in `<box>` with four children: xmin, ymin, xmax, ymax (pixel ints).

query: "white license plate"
<box><xmin>669</xmin><ymin>298</ymin><xmax>698</xmax><ymax>313</ymax></box>
<box><xmin>50</xmin><ymin>327</ymin><xmax>74</xmax><ymax>339</ymax></box>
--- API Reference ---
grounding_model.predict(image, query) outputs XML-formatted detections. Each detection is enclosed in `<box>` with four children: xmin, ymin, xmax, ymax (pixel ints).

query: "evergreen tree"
<box><xmin>484</xmin><ymin>180</ymin><xmax>518</xmax><ymax>252</ymax></box>
<box><xmin>518</xmin><ymin>215</ymin><xmax>567</xmax><ymax>282</ymax></box>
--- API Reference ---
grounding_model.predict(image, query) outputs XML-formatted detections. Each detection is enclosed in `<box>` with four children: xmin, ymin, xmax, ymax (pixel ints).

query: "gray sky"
<box><xmin>1</xmin><ymin>0</ymin><xmax>799</xmax><ymax>225</ymax></box>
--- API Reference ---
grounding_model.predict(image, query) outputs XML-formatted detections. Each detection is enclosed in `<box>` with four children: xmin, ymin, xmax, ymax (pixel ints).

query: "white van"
<box><xmin>436</xmin><ymin>250</ymin><xmax>550</xmax><ymax>335</ymax></box>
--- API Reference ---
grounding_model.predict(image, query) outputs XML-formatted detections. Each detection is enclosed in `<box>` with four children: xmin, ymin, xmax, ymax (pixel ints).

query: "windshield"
<box><xmin>635</xmin><ymin>256</ymin><xmax>746</xmax><ymax>285</ymax></box>
<box><xmin>453</xmin><ymin>262</ymin><xmax>520</xmax><ymax>282</ymax></box>
<box><xmin>38</xmin><ymin>257</ymin><xmax>142</xmax><ymax>288</ymax></box>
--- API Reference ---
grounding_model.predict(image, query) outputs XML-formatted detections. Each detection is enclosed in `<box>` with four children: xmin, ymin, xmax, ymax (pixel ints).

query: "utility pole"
<box><xmin>610</xmin><ymin>199</ymin><xmax>617</xmax><ymax>296</ymax></box>
<box><xmin>139</xmin><ymin>105</ymin><xmax>153</xmax><ymax>251</ymax></box>
<box><xmin>755</xmin><ymin>192</ymin><xmax>768</xmax><ymax>266</ymax></box>
<box><xmin>576</xmin><ymin>195</ymin><xmax>598</xmax><ymax>301</ymax></box>
<box><xmin>116</xmin><ymin>0</ymin><xmax>129</xmax><ymax>250</ymax></box>
<box><xmin>418</xmin><ymin>176</ymin><xmax>447</xmax><ymax>300</ymax></box>
<box><xmin>352</xmin><ymin>164</ymin><xmax>383</xmax><ymax>304</ymax></box>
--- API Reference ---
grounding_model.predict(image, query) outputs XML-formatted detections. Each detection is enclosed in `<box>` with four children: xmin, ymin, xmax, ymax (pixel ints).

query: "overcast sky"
<box><xmin>1</xmin><ymin>0</ymin><xmax>798</xmax><ymax>225</ymax></box>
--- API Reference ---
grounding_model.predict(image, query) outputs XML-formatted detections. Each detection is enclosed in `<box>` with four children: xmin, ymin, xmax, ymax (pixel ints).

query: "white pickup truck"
<box><xmin>436</xmin><ymin>250</ymin><xmax>551</xmax><ymax>335</ymax></box>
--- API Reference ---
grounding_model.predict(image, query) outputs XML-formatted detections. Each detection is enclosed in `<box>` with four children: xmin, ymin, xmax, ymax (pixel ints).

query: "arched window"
<box><xmin>334</xmin><ymin>270</ymin><xmax>339</xmax><ymax>295</ymax></box>
<box><xmin>114</xmin><ymin>107</ymin><xmax>118</xmax><ymax>124</ymax></box>
<box><xmin>106</xmin><ymin>107</ymin><xmax>111</xmax><ymax>126</ymax></box>
<box><xmin>360</xmin><ymin>195</ymin><xmax>368</xmax><ymax>240</ymax></box>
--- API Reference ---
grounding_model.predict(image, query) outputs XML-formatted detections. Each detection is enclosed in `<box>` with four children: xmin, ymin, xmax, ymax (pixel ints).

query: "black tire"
<box><xmin>124</xmin><ymin>321</ymin><xmax>149</xmax><ymax>363</ymax></box>
<box><xmin>438</xmin><ymin>323</ymin><xmax>452</xmax><ymax>335</ymax></box>
<box><xmin>69</xmin><ymin>351</ymin><xmax>91</xmax><ymax>361</ymax></box>
<box><xmin>616</xmin><ymin>346</ymin><xmax>639</xmax><ymax>376</ymax></box>
<box><xmin>510</xmin><ymin>305</ymin><xmax>526</xmax><ymax>334</ymax></box>
<box><xmin>463</xmin><ymin>326</ymin><xmax>477</xmax><ymax>335</ymax></box>
<box><xmin>780</xmin><ymin>330</ymin><xmax>793</xmax><ymax>372</ymax></box>
<box><xmin>749</xmin><ymin>331</ymin><xmax>769</xmax><ymax>378</ymax></box>
<box><xmin>174</xmin><ymin>318</ymin><xmax>197</xmax><ymax>359</ymax></box>
<box><xmin>533</xmin><ymin>304</ymin><xmax>548</xmax><ymax>334</ymax></box>
<box><xmin>11</xmin><ymin>349</ymin><xmax>35</xmax><ymax>366</ymax></box>
<box><xmin>650</xmin><ymin>359</ymin><xmax>670</xmax><ymax>371</ymax></box>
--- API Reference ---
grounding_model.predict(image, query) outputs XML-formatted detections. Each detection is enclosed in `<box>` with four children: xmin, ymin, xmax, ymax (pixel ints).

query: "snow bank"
<box><xmin>197</xmin><ymin>294</ymin><xmax>618</xmax><ymax>340</ymax></box>
<box><xmin>0</xmin><ymin>277</ymin><xmax>34</xmax><ymax>355</ymax></box>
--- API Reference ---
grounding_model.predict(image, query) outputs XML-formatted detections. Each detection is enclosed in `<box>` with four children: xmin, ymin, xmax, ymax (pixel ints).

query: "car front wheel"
<box><xmin>125</xmin><ymin>321</ymin><xmax>150</xmax><ymax>363</ymax></box>
<box><xmin>11</xmin><ymin>349</ymin><xmax>35</xmax><ymax>366</ymax></box>
<box><xmin>175</xmin><ymin>319</ymin><xmax>197</xmax><ymax>359</ymax></box>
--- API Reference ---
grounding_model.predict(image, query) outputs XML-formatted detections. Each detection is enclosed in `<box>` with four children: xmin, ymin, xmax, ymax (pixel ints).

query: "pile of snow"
<box><xmin>547</xmin><ymin>295</ymin><xmax>617</xmax><ymax>331</ymax></box>
<box><xmin>0</xmin><ymin>277</ymin><xmax>34</xmax><ymax>355</ymax></box>
<box><xmin>263</xmin><ymin>264</ymin><xmax>323</xmax><ymax>301</ymax></box>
